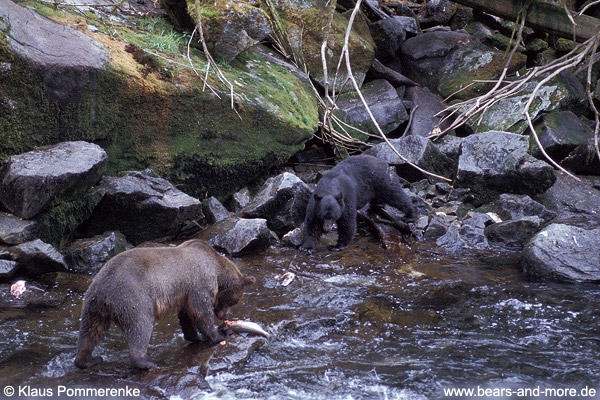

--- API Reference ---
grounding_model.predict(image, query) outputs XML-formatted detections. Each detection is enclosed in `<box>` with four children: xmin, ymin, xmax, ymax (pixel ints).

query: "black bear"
<box><xmin>300</xmin><ymin>155</ymin><xmax>416</xmax><ymax>252</ymax></box>
<box><xmin>74</xmin><ymin>239</ymin><xmax>255</xmax><ymax>370</ymax></box>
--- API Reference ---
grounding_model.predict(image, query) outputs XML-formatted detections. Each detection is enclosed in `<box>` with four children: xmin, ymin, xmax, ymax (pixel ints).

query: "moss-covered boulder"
<box><xmin>262</xmin><ymin>0</ymin><xmax>375</xmax><ymax>93</ymax></box>
<box><xmin>0</xmin><ymin>0</ymin><xmax>318</xmax><ymax>199</ymax></box>
<box><xmin>162</xmin><ymin>0</ymin><xmax>271</xmax><ymax>61</ymax></box>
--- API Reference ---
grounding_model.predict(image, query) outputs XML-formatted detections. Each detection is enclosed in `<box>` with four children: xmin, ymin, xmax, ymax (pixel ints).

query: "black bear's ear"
<box><xmin>314</xmin><ymin>193</ymin><xmax>322</xmax><ymax>201</ymax></box>
<box><xmin>242</xmin><ymin>276</ymin><xmax>256</xmax><ymax>286</ymax></box>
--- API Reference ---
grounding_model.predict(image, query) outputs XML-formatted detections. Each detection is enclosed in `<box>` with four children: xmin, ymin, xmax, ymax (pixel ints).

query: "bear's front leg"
<box><xmin>178</xmin><ymin>310</ymin><xmax>204</xmax><ymax>343</ymax></box>
<box><xmin>332</xmin><ymin>206</ymin><xmax>357</xmax><ymax>251</ymax></box>
<box><xmin>188</xmin><ymin>292</ymin><xmax>227</xmax><ymax>345</ymax></box>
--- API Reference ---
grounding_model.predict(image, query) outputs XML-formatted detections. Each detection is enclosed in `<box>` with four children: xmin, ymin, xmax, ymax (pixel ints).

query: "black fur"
<box><xmin>301</xmin><ymin>155</ymin><xmax>416</xmax><ymax>252</ymax></box>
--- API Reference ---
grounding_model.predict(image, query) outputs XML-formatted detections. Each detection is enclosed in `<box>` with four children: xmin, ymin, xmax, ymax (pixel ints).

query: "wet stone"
<box><xmin>203</xmin><ymin>196</ymin><xmax>231</xmax><ymax>224</ymax></box>
<box><xmin>240</xmin><ymin>172</ymin><xmax>311</xmax><ymax>236</ymax></box>
<box><xmin>9</xmin><ymin>239</ymin><xmax>67</xmax><ymax>277</ymax></box>
<box><xmin>484</xmin><ymin>216</ymin><xmax>544</xmax><ymax>249</ymax></box>
<box><xmin>489</xmin><ymin>193</ymin><xmax>556</xmax><ymax>223</ymax></box>
<box><xmin>0</xmin><ymin>259</ymin><xmax>18</xmax><ymax>279</ymax></box>
<box><xmin>231</xmin><ymin>188</ymin><xmax>251</xmax><ymax>212</ymax></box>
<box><xmin>199</xmin><ymin>216</ymin><xmax>279</xmax><ymax>256</ymax></box>
<box><xmin>531</xmin><ymin>111</ymin><xmax>594</xmax><ymax>161</ymax></box>
<box><xmin>0</xmin><ymin>141</ymin><xmax>107</xmax><ymax>219</ymax></box>
<box><xmin>0</xmin><ymin>212</ymin><xmax>37</xmax><ymax>245</ymax></box>
<box><xmin>65</xmin><ymin>231</ymin><xmax>129</xmax><ymax>274</ymax></box>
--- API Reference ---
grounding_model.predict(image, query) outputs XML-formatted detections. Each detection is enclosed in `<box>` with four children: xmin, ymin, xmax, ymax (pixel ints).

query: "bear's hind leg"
<box><xmin>74</xmin><ymin>305</ymin><xmax>109</xmax><ymax>369</ymax></box>
<box><xmin>122</xmin><ymin>316</ymin><xmax>157</xmax><ymax>370</ymax></box>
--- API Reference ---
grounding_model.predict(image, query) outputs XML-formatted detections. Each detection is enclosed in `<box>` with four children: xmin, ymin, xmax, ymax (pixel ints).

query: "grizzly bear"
<box><xmin>74</xmin><ymin>239</ymin><xmax>255</xmax><ymax>370</ymax></box>
<box><xmin>301</xmin><ymin>155</ymin><xmax>416</xmax><ymax>252</ymax></box>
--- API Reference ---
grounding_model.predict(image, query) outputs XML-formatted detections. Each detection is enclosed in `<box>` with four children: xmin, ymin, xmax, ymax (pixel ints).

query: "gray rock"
<box><xmin>66</xmin><ymin>231</ymin><xmax>129</xmax><ymax>274</ymax></box>
<box><xmin>0</xmin><ymin>212</ymin><xmax>37</xmax><ymax>245</ymax></box>
<box><xmin>9</xmin><ymin>239</ymin><xmax>67</xmax><ymax>277</ymax></box>
<box><xmin>535</xmin><ymin>172</ymin><xmax>600</xmax><ymax>220</ymax></box>
<box><xmin>423</xmin><ymin>215</ymin><xmax>450</xmax><ymax>240</ymax></box>
<box><xmin>84</xmin><ymin>169</ymin><xmax>202</xmax><ymax>244</ymax></box>
<box><xmin>369</xmin><ymin>18</ymin><xmax>407</xmax><ymax>62</ymax></box>
<box><xmin>436</xmin><ymin>223</ymin><xmax>488</xmax><ymax>252</ymax></box>
<box><xmin>462</xmin><ymin>212</ymin><xmax>494</xmax><ymax>229</ymax></box>
<box><xmin>531</xmin><ymin>111</ymin><xmax>594</xmax><ymax>160</ymax></box>
<box><xmin>0</xmin><ymin>0</ymin><xmax>107</xmax><ymax>104</ymax></box>
<box><xmin>393</xmin><ymin>16</ymin><xmax>420</xmax><ymax>35</ymax></box>
<box><xmin>240</xmin><ymin>172</ymin><xmax>311</xmax><ymax>235</ymax></box>
<box><xmin>456</xmin><ymin>131</ymin><xmax>555</xmax><ymax>204</ymax></box>
<box><xmin>281</xmin><ymin>227</ymin><xmax>304</xmax><ymax>247</ymax></box>
<box><xmin>561</xmin><ymin>138</ymin><xmax>600</xmax><ymax>175</ymax></box>
<box><xmin>366</xmin><ymin>135</ymin><xmax>454</xmax><ymax>181</ymax></box>
<box><xmin>199</xmin><ymin>216</ymin><xmax>278</xmax><ymax>256</ymax></box>
<box><xmin>203</xmin><ymin>197</ymin><xmax>231</xmax><ymax>224</ymax></box>
<box><xmin>334</xmin><ymin>79</ymin><xmax>408</xmax><ymax>138</ymax></box>
<box><xmin>367</xmin><ymin>59</ymin><xmax>417</xmax><ymax>87</ymax></box>
<box><xmin>400</xmin><ymin>30</ymin><xmax>526</xmax><ymax>100</ymax></box>
<box><xmin>434</xmin><ymin>135</ymin><xmax>463</xmax><ymax>162</ymax></box>
<box><xmin>523</xmin><ymin>223</ymin><xmax>600</xmax><ymax>282</ymax></box>
<box><xmin>231</xmin><ymin>188</ymin><xmax>251</xmax><ymax>212</ymax></box>
<box><xmin>461</xmin><ymin>72</ymin><xmax>585</xmax><ymax>134</ymax></box>
<box><xmin>404</xmin><ymin>86</ymin><xmax>455</xmax><ymax>137</ymax></box>
<box><xmin>484</xmin><ymin>216</ymin><xmax>544</xmax><ymax>248</ymax></box>
<box><xmin>0</xmin><ymin>260</ymin><xmax>18</xmax><ymax>279</ymax></box>
<box><xmin>0</xmin><ymin>141</ymin><xmax>107</xmax><ymax>219</ymax></box>
<box><xmin>491</xmin><ymin>194</ymin><xmax>557</xmax><ymax>223</ymax></box>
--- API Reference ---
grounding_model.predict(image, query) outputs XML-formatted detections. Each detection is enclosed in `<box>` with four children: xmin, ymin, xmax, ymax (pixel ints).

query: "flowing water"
<box><xmin>1</xmin><ymin>237</ymin><xmax>599</xmax><ymax>399</ymax></box>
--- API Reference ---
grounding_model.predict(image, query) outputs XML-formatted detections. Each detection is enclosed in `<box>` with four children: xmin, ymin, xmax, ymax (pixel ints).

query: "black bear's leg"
<box><xmin>300</xmin><ymin>197</ymin><xmax>321</xmax><ymax>253</ymax></box>
<box><xmin>122</xmin><ymin>316</ymin><xmax>157</xmax><ymax>370</ymax></box>
<box><xmin>188</xmin><ymin>292</ymin><xmax>227</xmax><ymax>345</ymax></box>
<box><xmin>381</xmin><ymin>174</ymin><xmax>417</xmax><ymax>222</ymax></box>
<box><xmin>332</xmin><ymin>203</ymin><xmax>356</xmax><ymax>250</ymax></box>
<box><xmin>178</xmin><ymin>310</ymin><xmax>203</xmax><ymax>343</ymax></box>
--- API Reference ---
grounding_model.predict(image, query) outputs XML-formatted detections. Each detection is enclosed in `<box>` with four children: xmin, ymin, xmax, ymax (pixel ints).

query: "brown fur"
<box><xmin>74</xmin><ymin>239</ymin><xmax>255</xmax><ymax>370</ymax></box>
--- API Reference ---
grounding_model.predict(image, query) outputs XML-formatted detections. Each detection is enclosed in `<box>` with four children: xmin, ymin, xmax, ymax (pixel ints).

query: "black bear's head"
<box><xmin>215</xmin><ymin>276</ymin><xmax>255</xmax><ymax>320</ymax></box>
<box><xmin>314</xmin><ymin>192</ymin><xmax>343</xmax><ymax>233</ymax></box>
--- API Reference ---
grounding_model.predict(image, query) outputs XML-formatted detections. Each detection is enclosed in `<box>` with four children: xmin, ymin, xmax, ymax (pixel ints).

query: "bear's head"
<box><xmin>315</xmin><ymin>193</ymin><xmax>343</xmax><ymax>233</ymax></box>
<box><xmin>214</xmin><ymin>276</ymin><xmax>255</xmax><ymax>320</ymax></box>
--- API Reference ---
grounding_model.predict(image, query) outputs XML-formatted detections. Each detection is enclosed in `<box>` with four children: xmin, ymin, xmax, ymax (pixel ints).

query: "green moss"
<box><xmin>35</xmin><ymin>187</ymin><xmax>105</xmax><ymax>249</ymax></box>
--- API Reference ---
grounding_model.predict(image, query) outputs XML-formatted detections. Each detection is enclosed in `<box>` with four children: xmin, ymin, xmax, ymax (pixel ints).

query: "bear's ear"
<box><xmin>314</xmin><ymin>193</ymin><xmax>322</xmax><ymax>202</ymax></box>
<box><xmin>334</xmin><ymin>192</ymin><xmax>343</xmax><ymax>203</ymax></box>
<box><xmin>242</xmin><ymin>276</ymin><xmax>256</xmax><ymax>286</ymax></box>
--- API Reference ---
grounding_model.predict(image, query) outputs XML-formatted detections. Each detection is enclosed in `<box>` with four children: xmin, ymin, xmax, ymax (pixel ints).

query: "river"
<box><xmin>1</xmin><ymin>237</ymin><xmax>599</xmax><ymax>399</ymax></box>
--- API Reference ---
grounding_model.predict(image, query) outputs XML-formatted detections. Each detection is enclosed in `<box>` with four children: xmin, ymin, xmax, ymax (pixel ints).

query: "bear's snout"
<box><xmin>322</xmin><ymin>219</ymin><xmax>335</xmax><ymax>233</ymax></box>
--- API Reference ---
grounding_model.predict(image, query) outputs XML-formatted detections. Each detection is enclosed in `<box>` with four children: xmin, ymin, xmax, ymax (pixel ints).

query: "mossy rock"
<box><xmin>0</xmin><ymin>1</ymin><xmax>318</xmax><ymax>199</ymax></box>
<box><xmin>261</xmin><ymin>0</ymin><xmax>374</xmax><ymax>93</ymax></box>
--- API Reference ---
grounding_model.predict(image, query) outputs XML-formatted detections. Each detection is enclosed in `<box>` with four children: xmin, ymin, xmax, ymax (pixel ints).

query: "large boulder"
<box><xmin>334</xmin><ymin>79</ymin><xmax>408</xmax><ymax>139</ymax></box>
<box><xmin>198</xmin><ymin>216</ymin><xmax>278</xmax><ymax>255</ymax></box>
<box><xmin>484</xmin><ymin>216</ymin><xmax>544</xmax><ymax>249</ymax></box>
<box><xmin>0</xmin><ymin>0</ymin><xmax>318</xmax><ymax>199</ymax></box>
<box><xmin>83</xmin><ymin>169</ymin><xmax>203</xmax><ymax>244</ymax></box>
<box><xmin>0</xmin><ymin>141</ymin><xmax>107</xmax><ymax>219</ymax></box>
<box><xmin>262</xmin><ymin>0</ymin><xmax>375</xmax><ymax>93</ymax></box>
<box><xmin>240</xmin><ymin>172</ymin><xmax>311</xmax><ymax>236</ymax></box>
<box><xmin>523</xmin><ymin>223</ymin><xmax>600</xmax><ymax>282</ymax></box>
<box><xmin>400</xmin><ymin>30</ymin><xmax>526</xmax><ymax>100</ymax></box>
<box><xmin>531</xmin><ymin>111</ymin><xmax>594</xmax><ymax>161</ymax></box>
<box><xmin>456</xmin><ymin>131</ymin><xmax>555</xmax><ymax>204</ymax></box>
<box><xmin>366</xmin><ymin>135</ymin><xmax>455</xmax><ymax>181</ymax></box>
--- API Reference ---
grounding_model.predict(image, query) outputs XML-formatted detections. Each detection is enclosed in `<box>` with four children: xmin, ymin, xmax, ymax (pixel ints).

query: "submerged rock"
<box><xmin>9</xmin><ymin>239</ymin><xmax>67</xmax><ymax>277</ymax></box>
<box><xmin>66</xmin><ymin>231</ymin><xmax>129</xmax><ymax>274</ymax></box>
<box><xmin>199</xmin><ymin>216</ymin><xmax>278</xmax><ymax>255</ymax></box>
<box><xmin>523</xmin><ymin>223</ymin><xmax>600</xmax><ymax>282</ymax></box>
<box><xmin>334</xmin><ymin>79</ymin><xmax>408</xmax><ymax>138</ymax></box>
<box><xmin>0</xmin><ymin>212</ymin><xmax>37</xmax><ymax>245</ymax></box>
<box><xmin>456</xmin><ymin>131</ymin><xmax>555</xmax><ymax>204</ymax></box>
<box><xmin>0</xmin><ymin>141</ymin><xmax>107</xmax><ymax>219</ymax></box>
<box><xmin>240</xmin><ymin>172</ymin><xmax>311</xmax><ymax>236</ymax></box>
<box><xmin>83</xmin><ymin>169</ymin><xmax>202</xmax><ymax>244</ymax></box>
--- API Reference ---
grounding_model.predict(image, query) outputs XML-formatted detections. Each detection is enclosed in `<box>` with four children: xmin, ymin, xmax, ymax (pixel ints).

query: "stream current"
<box><xmin>1</xmin><ymin>237</ymin><xmax>599</xmax><ymax>399</ymax></box>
